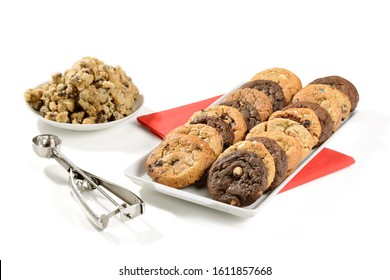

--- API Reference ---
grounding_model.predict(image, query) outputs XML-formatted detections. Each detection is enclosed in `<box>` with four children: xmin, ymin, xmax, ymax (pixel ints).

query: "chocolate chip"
<box><xmin>301</xmin><ymin>119</ymin><xmax>311</xmax><ymax>128</ymax></box>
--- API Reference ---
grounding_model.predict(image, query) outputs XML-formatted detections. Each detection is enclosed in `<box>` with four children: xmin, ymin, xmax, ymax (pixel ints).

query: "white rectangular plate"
<box><xmin>124</xmin><ymin>94</ymin><xmax>355</xmax><ymax>218</ymax></box>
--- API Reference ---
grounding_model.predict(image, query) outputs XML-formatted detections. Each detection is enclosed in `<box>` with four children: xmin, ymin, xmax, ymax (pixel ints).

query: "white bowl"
<box><xmin>27</xmin><ymin>95</ymin><xmax>144</xmax><ymax>131</ymax></box>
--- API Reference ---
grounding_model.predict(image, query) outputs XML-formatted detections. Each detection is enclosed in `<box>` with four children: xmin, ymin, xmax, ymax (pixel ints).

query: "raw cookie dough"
<box><xmin>24</xmin><ymin>57</ymin><xmax>139</xmax><ymax>124</ymax></box>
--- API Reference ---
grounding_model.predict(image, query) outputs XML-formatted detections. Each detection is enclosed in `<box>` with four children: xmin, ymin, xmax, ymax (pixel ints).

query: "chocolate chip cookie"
<box><xmin>246</xmin><ymin>136</ymin><xmax>288</xmax><ymax>190</ymax></box>
<box><xmin>269</xmin><ymin>108</ymin><xmax>321</xmax><ymax>146</ymax></box>
<box><xmin>166</xmin><ymin>123</ymin><xmax>223</xmax><ymax>157</ymax></box>
<box><xmin>246</xmin><ymin>130</ymin><xmax>302</xmax><ymax>176</ymax></box>
<box><xmin>223</xmin><ymin>88</ymin><xmax>273</xmax><ymax>122</ymax></box>
<box><xmin>220</xmin><ymin>141</ymin><xmax>276</xmax><ymax>189</ymax></box>
<box><xmin>310</xmin><ymin>75</ymin><xmax>359</xmax><ymax>112</ymax></box>
<box><xmin>292</xmin><ymin>85</ymin><xmax>343</xmax><ymax>131</ymax></box>
<box><xmin>247</xmin><ymin>118</ymin><xmax>316</xmax><ymax>159</ymax></box>
<box><xmin>189</xmin><ymin>115</ymin><xmax>234</xmax><ymax>149</ymax></box>
<box><xmin>220</xmin><ymin>99</ymin><xmax>261</xmax><ymax>131</ymax></box>
<box><xmin>146</xmin><ymin>134</ymin><xmax>215</xmax><ymax>188</ymax></box>
<box><xmin>283</xmin><ymin>101</ymin><xmax>334</xmax><ymax>146</ymax></box>
<box><xmin>250</xmin><ymin>67</ymin><xmax>302</xmax><ymax>104</ymax></box>
<box><xmin>188</xmin><ymin>105</ymin><xmax>247</xmax><ymax>143</ymax></box>
<box><xmin>207</xmin><ymin>150</ymin><xmax>268</xmax><ymax>207</ymax></box>
<box><xmin>239</xmin><ymin>79</ymin><xmax>286</xmax><ymax>111</ymax></box>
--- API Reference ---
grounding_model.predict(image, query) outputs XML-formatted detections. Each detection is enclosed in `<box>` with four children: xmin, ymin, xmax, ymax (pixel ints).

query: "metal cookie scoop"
<box><xmin>32</xmin><ymin>134</ymin><xmax>145</xmax><ymax>230</ymax></box>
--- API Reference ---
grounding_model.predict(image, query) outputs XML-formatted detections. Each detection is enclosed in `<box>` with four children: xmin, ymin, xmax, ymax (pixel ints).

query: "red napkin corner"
<box><xmin>137</xmin><ymin>95</ymin><xmax>222</xmax><ymax>138</ymax></box>
<box><xmin>137</xmin><ymin>96</ymin><xmax>355</xmax><ymax>193</ymax></box>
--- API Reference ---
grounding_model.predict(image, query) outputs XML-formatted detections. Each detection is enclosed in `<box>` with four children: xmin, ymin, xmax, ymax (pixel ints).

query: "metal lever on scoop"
<box><xmin>32</xmin><ymin>134</ymin><xmax>145</xmax><ymax>230</ymax></box>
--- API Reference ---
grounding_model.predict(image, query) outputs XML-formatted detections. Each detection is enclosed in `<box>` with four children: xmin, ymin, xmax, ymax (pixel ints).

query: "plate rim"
<box><xmin>26</xmin><ymin>94</ymin><xmax>144</xmax><ymax>131</ymax></box>
<box><xmin>124</xmin><ymin>141</ymin><xmax>326</xmax><ymax>218</ymax></box>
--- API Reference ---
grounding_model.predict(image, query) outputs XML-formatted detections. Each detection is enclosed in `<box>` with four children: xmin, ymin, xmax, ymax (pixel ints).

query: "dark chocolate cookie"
<box><xmin>190</xmin><ymin>115</ymin><xmax>234</xmax><ymax>149</ymax></box>
<box><xmin>240</xmin><ymin>79</ymin><xmax>286</xmax><ymax>111</ymax></box>
<box><xmin>246</xmin><ymin>136</ymin><xmax>288</xmax><ymax>191</ymax></box>
<box><xmin>207</xmin><ymin>150</ymin><xmax>268</xmax><ymax>207</ymax></box>
<box><xmin>283</xmin><ymin>101</ymin><xmax>333</xmax><ymax>146</ymax></box>
<box><xmin>310</xmin><ymin>75</ymin><xmax>359</xmax><ymax>112</ymax></box>
<box><xmin>220</xmin><ymin>99</ymin><xmax>261</xmax><ymax>131</ymax></box>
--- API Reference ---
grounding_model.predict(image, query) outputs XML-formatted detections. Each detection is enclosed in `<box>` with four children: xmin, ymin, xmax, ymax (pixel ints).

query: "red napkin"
<box><xmin>137</xmin><ymin>96</ymin><xmax>355</xmax><ymax>193</ymax></box>
<box><xmin>137</xmin><ymin>95</ymin><xmax>223</xmax><ymax>138</ymax></box>
<box><xmin>279</xmin><ymin>148</ymin><xmax>355</xmax><ymax>193</ymax></box>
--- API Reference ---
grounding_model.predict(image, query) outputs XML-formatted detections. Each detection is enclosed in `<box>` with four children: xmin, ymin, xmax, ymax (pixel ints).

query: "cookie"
<box><xmin>247</xmin><ymin>118</ymin><xmax>316</xmax><ymax>159</ymax></box>
<box><xmin>146</xmin><ymin>134</ymin><xmax>215</xmax><ymax>189</ymax></box>
<box><xmin>294</xmin><ymin>84</ymin><xmax>351</xmax><ymax>125</ymax></box>
<box><xmin>246</xmin><ymin>130</ymin><xmax>302</xmax><ymax>176</ymax></box>
<box><xmin>246</xmin><ymin>136</ymin><xmax>288</xmax><ymax>190</ymax></box>
<box><xmin>269</xmin><ymin>108</ymin><xmax>321</xmax><ymax>146</ymax></box>
<box><xmin>220</xmin><ymin>141</ymin><xmax>276</xmax><ymax>189</ymax></box>
<box><xmin>239</xmin><ymin>79</ymin><xmax>286</xmax><ymax>111</ymax></box>
<box><xmin>292</xmin><ymin>85</ymin><xmax>343</xmax><ymax>131</ymax></box>
<box><xmin>250</xmin><ymin>67</ymin><xmax>302</xmax><ymax>104</ymax></box>
<box><xmin>283</xmin><ymin>101</ymin><xmax>334</xmax><ymax>146</ymax></box>
<box><xmin>220</xmin><ymin>99</ymin><xmax>261</xmax><ymax>131</ymax></box>
<box><xmin>166</xmin><ymin>123</ymin><xmax>223</xmax><ymax>157</ymax></box>
<box><xmin>223</xmin><ymin>88</ymin><xmax>273</xmax><ymax>122</ymax></box>
<box><xmin>188</xmin><ymin>105</ymin><xmax>247</xmax><ymax>143</ymax></box>
<box><xmin>189</xmin><ymin>115</ymin><xmax>234</xmax><ymax>149</ymax></box>
<box><xmin>207</xmin><ymin>150</ymin><xmax>268</xmax><ymax>207</ymax></box>
<box><xmin>310</xmin><ymin>75</ymin><xmax>359</xmax><ymax>112</ymax></box>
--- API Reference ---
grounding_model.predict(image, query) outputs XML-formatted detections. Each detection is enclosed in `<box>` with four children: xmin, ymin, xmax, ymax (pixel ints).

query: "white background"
<box><xmin>1</xmin><ymin>0</ymin><xmax>390</xmax><ymax>279</ymax></box>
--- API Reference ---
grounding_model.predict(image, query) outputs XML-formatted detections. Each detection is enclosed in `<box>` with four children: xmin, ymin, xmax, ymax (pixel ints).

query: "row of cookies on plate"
<box><xmin>146</xmin><ymin>67</ymin><xmax>359</xmax><ymax>207</ymax></box>
<box><xmin>145</xmin><ymin>68</ymin><xmax>300</xmax><ymax>197</ymax></box>
<box><xmin>206</xmin><ymin>69</ymin><xmax>359</xmax><ymax>206</ymax></box>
